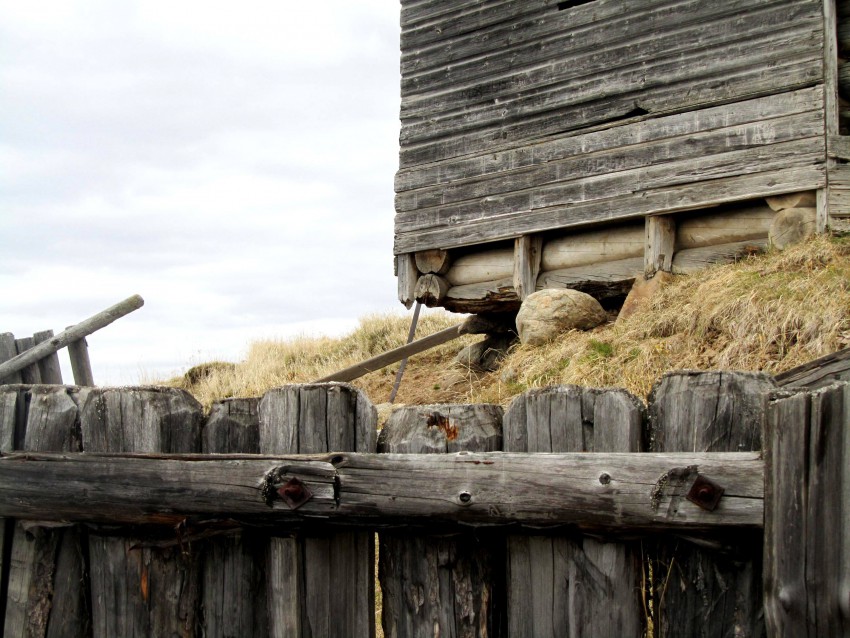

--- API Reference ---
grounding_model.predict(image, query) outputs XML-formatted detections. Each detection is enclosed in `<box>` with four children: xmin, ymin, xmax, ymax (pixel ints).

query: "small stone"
<box><xmin>455</xmin><ymin>334</ymin><xmax>515</xmax><ymax>372</ymax></box>
<box><xmin>618</xmin><ymin>272</ymin><xmax>675</xmax><ymax>322</ymax></box>
<box><xmin>516</xmin><ymin>289</ymin><xmax>607</xmax><ymax>346</ymax></box>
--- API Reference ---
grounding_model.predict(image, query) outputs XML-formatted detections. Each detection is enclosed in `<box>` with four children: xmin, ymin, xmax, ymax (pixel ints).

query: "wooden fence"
<box><xmin>0</xmin><ymin>371</ymin><xmax>847</xmax><ymax>636</ymax></box>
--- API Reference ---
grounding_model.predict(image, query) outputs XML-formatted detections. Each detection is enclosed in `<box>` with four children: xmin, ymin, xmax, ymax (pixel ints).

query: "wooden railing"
<box><xmin>0</xmin><ymin>371</ymin><xmax>847</xmax><ymax>636</ymax></box>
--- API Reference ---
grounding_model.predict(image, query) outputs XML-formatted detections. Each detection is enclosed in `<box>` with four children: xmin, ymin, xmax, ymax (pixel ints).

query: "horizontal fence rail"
<box><xmin>0</xmin><ymin>450</ymin><xmax>764</xmax><ymax>531</ymax></box>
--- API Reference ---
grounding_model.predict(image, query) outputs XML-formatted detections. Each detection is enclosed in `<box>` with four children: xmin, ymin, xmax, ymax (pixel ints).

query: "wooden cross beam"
<box><xmin>0</xmin><ymin>450</ymin><xmax>763</xmax><ymax>532</ymax></box>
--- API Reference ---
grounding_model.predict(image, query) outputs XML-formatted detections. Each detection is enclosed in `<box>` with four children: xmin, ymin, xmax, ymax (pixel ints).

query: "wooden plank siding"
<box><xmin>395</xmin><ymin>0</ymin><xmax>828</xmax><ymax>255</ymax></box>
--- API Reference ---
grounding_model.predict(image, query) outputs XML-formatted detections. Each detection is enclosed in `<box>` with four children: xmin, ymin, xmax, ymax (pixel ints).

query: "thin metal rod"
<box><xmin>389</xmin><ymin>302</ymin><xmax>422</xmax><ymax>403</ymax></box>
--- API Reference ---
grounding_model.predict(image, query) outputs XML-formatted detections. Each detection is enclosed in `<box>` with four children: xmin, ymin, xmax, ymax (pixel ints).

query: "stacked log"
<box><xmin>413</xmin><ymin>203</ymin><xmax>778</xmax><ymax>313</ymax></box>
<box><xmin>765</xmin><ymin>191</ymin><xmax>818</xmax><ymax>249</ymax></box>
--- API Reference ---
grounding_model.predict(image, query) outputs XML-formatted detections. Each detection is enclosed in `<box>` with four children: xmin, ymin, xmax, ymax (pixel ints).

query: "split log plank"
<box><xmin>396</xmin><ymin>254</ymin><xmax>418</xmax><ymax>310</ymax></box>
<box><xmin>259</xmin><ymin>384</ymin><xmax>376</xmax><ymax>638</ymax></box>
<box><xmin>81</xmin><ymin>387</ymin><xmax>203</xmax><ymax>638</ymax></box>
<box><xmin>201</xmin><ymin>398</ymin><xmax>268</xmax><ymax>636</ymax></box>
<box><xmin>2</xmin><ymin>386</ymin><xmax>87</xmax><ymax>638</ymax></box>
<box><xmin>0</xmin><ymin>451</ymin><xmax>764</xmax><ymax>532</ymax></box>
<box><xmin>14</xmin><ymin>338</ymin><xmax>41</xmax><ymax>384</ymax></box>
<box><xmin>32</xmin><ymin>331</ymin><xmax>63</xmax><ymax>384</ymax></box>
<box><xmin>774</xmin><ymin>347</ymin><xmax>850</xmax><ymax>389</ymax></box>
<box><xmin>648</xmin><ymin>371</ymin><xmax>774</xmax><ymax>638</ymax></box>
<box><xmin>671</xmin><ymin>238</ymin><xmax>767</xmax><ymax>274</ymax></box>
<box><xmin>764</xmin><ymin>383</ymin><xmax>850</xmax><ymax>636</ymax></box>
<box><xmin>513</xmin><ymin>235</ymin><xmax>543</xmax><ymax>301</ymax></box>
<box><xmin>378</xmin><ymin>404</ymin><xmax>504</xmax><ymax>637</ymax></box>
<box><xmin>0</xmin><ymin>334</ymin><xmax>22</xmax><ymax>384</ymax></box>
<box><xmin>503</xmin><ymin>386</ymin><xmax>644</xmax><ymax>637</ymax></box>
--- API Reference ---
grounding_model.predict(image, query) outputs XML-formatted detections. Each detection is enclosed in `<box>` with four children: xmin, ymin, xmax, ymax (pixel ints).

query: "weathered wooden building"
<box><xmin>395</xmin><ymin>0</ymin><xmax>850</xmax><ymax>313</ymax></box>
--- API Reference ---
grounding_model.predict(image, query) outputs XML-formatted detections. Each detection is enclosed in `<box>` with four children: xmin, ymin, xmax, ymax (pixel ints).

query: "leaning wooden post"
<box><xmin>32</xmin><ymin>330</ymin><xmax>64</xmax><ymax>383</ymax></box>
<box><xmin>764</xmin><ymin>382</ymin><xmax>850</xmax><ymax>636</ymax></box>
<box><xmin>259</xmin><ymin>383</ymin><xmax>376</xmax><ymax>638</ymax></box>
<box><xmin>202</xmin><ymin>398</ymin><xmax>268</xmax><ymax>636</ymax></box>
<box><xmin>1</xmin><ymin>386</ymin><xmax>88</xmax><ymax>638</ymax></box>
<box><xmin>648</xmin><ymin>371</ymin><xmax>774</xmax><ymax>637</ymax></box>
<box><xmin>503</xmin><ymin>385</ymin><xmax>645</xmax><ymax>636</ymax></box>
<box><xmin>0</xmin><ymin>294</ymin><xmax>143</xmax><ymax>382</ymax></box>
<box><xmin>378</xmin><ymin>404</ymin><xmax>504</xmax><ymax>637</ymax></box>
<box><xmin>81</xmin><ymin>387</ymin><xmax>203</xmax><ymax>637</ymax></box>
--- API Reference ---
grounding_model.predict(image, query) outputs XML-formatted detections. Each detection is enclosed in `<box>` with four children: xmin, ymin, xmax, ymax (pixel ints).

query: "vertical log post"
<box><xmin>503</xmin><ymin>386</ymin><xmax>645</xmax><ymax>636</ymax></box>
<box><xmin>66</xmin><ymin>331</ymin><xmax>95</xmax><ymax>387</ymax></box>
<box><xmin>645</xmin><ymin>215</ymin><xmax>676</xmax><ymax>278</ymax></box>
<box><xmin>764</xmin><ymin>382</ymin><xmax>850</xmax><ymax>636</ymax></box>
<box><xmin>32</xmin><ymin>331</ymin><xmax>63</xmax><ymax>384</ymax></box>
<box><xmin>513</xmin><ymin>234</ymin><xmax>543</xmax><ymax>301</ymax></box>
<box><xmin>259</xmin><ymin>383</ymin><xmax>377</xmax><ymax>637</ymax></box>
<box><xmin>0</xmin><ymin>334</ymin><xmax>22</xmax><ymax>384</ymax></box>
<box><xmin>397</xmin><ymin>254</ymin><xmax>419</xmax><ymax>310</ymax></box>
<box><xmin>378</xmin><ymin>403</ymin><xmax>504</xmax><ymax>637</ymax></box>
<box><xmin>13</xmin><ymin>339</ymin><xmax>41</xmax><ymax>385</ymax></box>
<box><xmin>201</xmin><ymin>398</ymin><xmax>268</xmax><ymax>635</ymax></box>
<box><xmin>648</xmin><ymin>371</ymin><xmax>775</xmax><ymax>637</ymax></box>
<box><xmin>81</xmin><ymin>387</ymin><xmax>203</xmax><ymax>637</ymax></box>
<box><xmin>1</xmin><ymin>386</ymin><xmax>88</xmax><ymax>638</ymax></box>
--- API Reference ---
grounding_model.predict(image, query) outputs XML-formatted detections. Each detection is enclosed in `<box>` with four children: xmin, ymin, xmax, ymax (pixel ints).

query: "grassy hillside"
<box><xmin>170</xmin><ymin>235</ymin><xmax>850</xmax><ymax>410</ymax></box>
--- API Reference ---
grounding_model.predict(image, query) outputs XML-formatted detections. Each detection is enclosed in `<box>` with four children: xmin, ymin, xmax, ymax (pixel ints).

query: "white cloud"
<box><xmin>0</xmin><ymin>1</ymin><xmax>406</xmax><ymax>386</ymax></box>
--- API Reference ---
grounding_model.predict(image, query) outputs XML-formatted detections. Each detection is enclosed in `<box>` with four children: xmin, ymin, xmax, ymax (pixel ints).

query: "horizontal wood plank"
<box><xmin>0</xmin><ymin>451</ymin><xmax>764</xmax><ymax>532</ymax></box>
<box><xmin>394</xmin><ymin>166</ymin><xmax>825</xmax><ymax>253</ymax></box>
<box><xmin>396</xmin><ymin>138</ymin><xmax>824</xmax><ymax>234</ymax></box>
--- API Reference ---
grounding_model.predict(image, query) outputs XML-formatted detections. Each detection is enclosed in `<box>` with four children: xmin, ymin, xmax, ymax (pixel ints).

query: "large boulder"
<box><xmin>516</xmin><ymin>289</ymin><xmax>607</xmax><ymax>346</ymax></box>
<box><xmin>617</xmin><ymin>271</ymin><xmax>675</xmax><ymax>322</ymax></box>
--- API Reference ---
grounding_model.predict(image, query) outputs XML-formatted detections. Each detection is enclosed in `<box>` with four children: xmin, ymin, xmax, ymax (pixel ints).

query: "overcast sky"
<box><xmin>1</xmin><ymin>1</ymin><xmax>410</xmax><ymax>384</ymax></box>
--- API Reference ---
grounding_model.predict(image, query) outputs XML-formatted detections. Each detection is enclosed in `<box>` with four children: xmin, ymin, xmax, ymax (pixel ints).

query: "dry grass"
<box><xmin>169</xmin><ymin>235</ymin><xmax>850</xmax><ymax>409</ymax></box>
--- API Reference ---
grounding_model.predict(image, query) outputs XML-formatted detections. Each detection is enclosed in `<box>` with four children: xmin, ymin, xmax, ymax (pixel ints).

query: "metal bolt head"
<box><xmin>277</xmin><ymin>477</ymin><xmax>314</xmax><ymax>510</ymax></box>
<box><xmin>686</xmin><ymin>474</ymin><xmax>724</xmax><ymax>511</ymax></box>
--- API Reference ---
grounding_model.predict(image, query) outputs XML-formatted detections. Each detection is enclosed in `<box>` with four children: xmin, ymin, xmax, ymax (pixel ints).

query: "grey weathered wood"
<box><xmin>671</xmin><ymin>238</ymin><xmax>768</xmax><ymax>274</ymax></box>
<box><xmin>414</xmin><ymin>248</ymin><xmax>451</xmax><ymax>275</ymax></box>
<box><xmin>504</xmin><ymin>386</ymin><xmax>644</xmax><ymax>637</ymax></box>
<box><xmin>81</xmin><ymin>387</ymin><xmax>202</xmax><ymax>638</ymax></box>
<box><xmin>444</xmin><ymin>278</ymin><xmax>521</xmax><ymax>314</ymax></box>
<box><xmin>765</xmin><ymin>190</ymin><xmax>817</xmax><ymax>211</ymax></box>
<box><xmin>0</xmin><ymin>295</ymin><xmax>143</xmax><ymax>382</ymax></box>
<box><xmin>0</xmin><ymin>333</ymin><xmax>23</xmax><ymax>384</ymax></box>
<box><xmin>397</xmin><ymin>253</ymin><xmax>418</xmax><ymax>310</ymax></box>
<box><xmin>32</xmin><ymin>331</ymin><xmax>63</xmax><ymax>384</ymax></box>
<box><xmin>13</xmin><ymin>338</ymin><xmax>41</xmax><ymax>384</ymax></box>
<box><xmin>0</xmin><ymin>450</ymin><xmax>765</xmax><ymax>531</ymax></box>
<box><xmin>314</xmin><ymin>323</ymin><xmax>465</xmax><ymax>383</ymax></box>
<box><xmin>774</xmin><ymin>347</ymin><xmax>850</xmax><ymax>389</ymax></box>
<box><xmin>414</xmin><ymin>273</ymin><xmax>450</xmax><ymax>307</ymax></box>
<box><xmin>648</xmin><ymin>371</ymin><xmax>775</xmax><ymax>638</ymax></box>
<box><xmin>764</xmin><ymin>382</ymin><xmax>850</xmax><ymax>636</ymax></box>
<box><xmin>395</xmin><ymin>87</ymin><xmax>822</xmax><ymax>194</ymax></box>
<box><xmin>513</xmin><ymin>235</ymin><xmax>542</xmax><ymax>301</ymax></box>
<box><xmin>2</xmin><ymin>386</ymin><xmax>87</xmax><ymax>638</ymax></box>
<box><xmin>378</xmin><ymin>404</ymin><xmax>503</xmax><ymax>637</ymax></box>
<box><xmin>395</xmin><ymin>165</ymin><xmax>825</xmax><ymax>254</ymax></box>
<box><xmin>201</xmin><ymin>397</ymin><xmax>268</xmax><ymax>637</ymax></box>
<box><xmin>446</xmin><ymin>248</ymin><xmax>514</xmax><ymax>286</ymax></box>
<box><xmin>67</xmin><ymin>337</ymin><xmax>94</xmax><ymax>387</ymax></box>
<box><xmin>645</xmin><ymin>215</ymin><xmax>676</xmax><ymax>277</ymax></box>
<box><xmin>400</xmin><ymin>3</ymin><xmax>821</xmax><ymax>140</ymax></box>
<box><xmin>259</xmin><ymin>383</ymin><xmax>376</xmax><ymax>638</ymax></box>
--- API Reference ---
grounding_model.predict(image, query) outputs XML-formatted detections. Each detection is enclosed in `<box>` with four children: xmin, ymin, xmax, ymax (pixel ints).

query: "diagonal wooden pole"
<box><xmin>389</xmin><ymin>302</ymin><xmax>421</xmax><ymax>403</ymax></box>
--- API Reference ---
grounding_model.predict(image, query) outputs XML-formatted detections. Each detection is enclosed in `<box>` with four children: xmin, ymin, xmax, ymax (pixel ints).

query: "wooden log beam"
<box><xmin>396</xmin><ymin>253</ymin><xmax>418</xmax><ymax>309</ymax></box>
<box><xmin>414</xmin><ymin>248</ymin><xmax>452</xmax><ymax>275</ymax></box>
<box><xmin>0</xmin><ymin>451</ymin><xmax>764</xmax><ymax>532</ymax></box>
<box><xmin>314</xmin><ymin>322</ymin><xmax>464</xmax><ymax>383</ymax></box>
<box><xmin>414</xmin><ymin>273</ymin><xmax>450</xmax><ymax>306</ymax></box>
<box><xmin>0</xmin><ymin>295</ymin><xmax>144</xmax><ymax>381</ymax></box>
